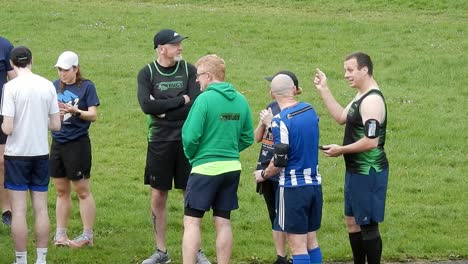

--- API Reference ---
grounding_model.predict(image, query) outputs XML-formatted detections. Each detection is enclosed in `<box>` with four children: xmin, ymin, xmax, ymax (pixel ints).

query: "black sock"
<box><xmin>363</xmin><ymin>236</ymin><xmax>382</xmax><ymax>264</ymax></box>
<box><xmin>349</xmin><ymin>232</ymin><xmax>365</xmax><ymax>264</ymax></box>
<box><xmin>276</xmin><ymin>255</ymin><xmax>287</xmax><ymax>263</ymax></box>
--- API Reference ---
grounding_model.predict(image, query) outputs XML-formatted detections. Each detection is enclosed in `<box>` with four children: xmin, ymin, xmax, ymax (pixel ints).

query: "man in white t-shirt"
<box><xmin>1</xmin><ymin>46</ymin><xmax>61</xmax><ymax>264</ymax></box>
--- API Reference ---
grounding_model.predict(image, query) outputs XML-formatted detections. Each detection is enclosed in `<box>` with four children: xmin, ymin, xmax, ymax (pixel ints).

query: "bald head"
<box><xmin>270</xmin><ymin>74</ymin><xmax>295</xmax><ymax>96</ymax></box>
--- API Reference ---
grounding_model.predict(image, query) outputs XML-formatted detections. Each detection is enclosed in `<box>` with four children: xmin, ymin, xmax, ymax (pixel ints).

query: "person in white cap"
<box><xmin>50</xmin><ymin>50</ymin><xmax>100</xmax><ymax>249</ymax></box>
<box><xmin>2</xmin><ymin>45</ymin><xmax>61</xmax><ymax>264</ymax></box>
<box><xmin>137</xmin><ymin>29</ymin><xmax>209</xmax><ymax>264</ymax></box>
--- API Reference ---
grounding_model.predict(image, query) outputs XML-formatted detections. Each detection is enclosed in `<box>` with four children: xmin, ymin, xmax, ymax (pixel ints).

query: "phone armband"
<box><xmin>364</xmin><ymin>119</ymin><xmax>380</xmax><ymax>139</ymax></box>
<box><xmin>273</xmin><ymin>143</ymin><xmax>289</xmax><ymax>167</ymax></box>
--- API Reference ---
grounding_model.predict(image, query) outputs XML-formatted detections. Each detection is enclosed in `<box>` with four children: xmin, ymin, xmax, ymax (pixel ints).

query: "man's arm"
<box><xmin>341</xmin><ymin>93</ymin><xmax>385</xmax><ymax>152</ymax></box>
<box><xmin>181</xmin><ymin>99</ymin><xmax>206</xmax><ymax>160</ymax></box>
<box><xmin>1</xmin><ymin>84</ymin><xmax>14</xmax><ymax>135</ymax></box>
<box><xmin>322</xmin><ymin>138</ymin><xmax>377</xmax><ymax>158</ymax></box>
<box><xmin>48</xmin><ymin>87</ymin><xmax>61</xmax><ymax>131</ymax></box>
<box><xmin>254</xmin><ymin>120</ymin><xmax>266</xmax><ymax>143</ymax></box>
<box><xmin>48</xmin><ymin>112</ymin><xmax>61</xmax><ymax>131</ymax></box>
<box><xmin>313</xmin><ymin>68</ymin><xmax>348</xmax><ymax>125</ymax></box>
<box><xmin>1</xmin><ymin>116</ymin><xmax>13</xmax><ymax>135</ymax></box>
<box><xmin>254</xmin><ymin>158</ymin><xmax>282</xmax><ymax>183</ymax></box>
<box><xmin>164</xmin><ymin>65</ymin><xmax>201</xmax><ymax>120</ymax></box>
<box><xmin>137</xmin><ymin>67</ymin><xmax>186</xmax><ymax>115</ymax></box>
<box><xmin>321</xmin><ymin>94</ymin><xmax>385</xmax><ymax>157</ymax></box>
<box><xmin>254</xmin><ymin>107</ymin><xmax>273</xmax><ymax>143</ymax></box>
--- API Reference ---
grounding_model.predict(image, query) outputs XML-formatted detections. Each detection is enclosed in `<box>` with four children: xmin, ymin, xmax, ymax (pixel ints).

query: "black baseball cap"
<box><xmin>265</xmin><ymin>70</ymin><xmax>302</xmax><ymax>94</ymax></box>
<box><xmin>10</xmin><ymin>46</ymin><xmax>32</xmax><ymax>65</ymax></box>
<box><xmin>153</xmin><ymin>29</ymin><xmax>187</xmax><ymax>49</ymax></box>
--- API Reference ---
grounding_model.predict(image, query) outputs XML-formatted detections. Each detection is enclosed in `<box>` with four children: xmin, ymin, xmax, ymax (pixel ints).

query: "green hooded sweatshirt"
<box><xmin>182</xmin><ymin>82</ymin><xmax>254</xmax><ymax>169</ymax></box>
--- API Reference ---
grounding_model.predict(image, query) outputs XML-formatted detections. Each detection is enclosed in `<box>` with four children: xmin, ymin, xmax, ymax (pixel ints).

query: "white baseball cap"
<box><xmin>54</xmin><ymin>51</ymin><xmax>79</xmax><ymax>69</ymax></box>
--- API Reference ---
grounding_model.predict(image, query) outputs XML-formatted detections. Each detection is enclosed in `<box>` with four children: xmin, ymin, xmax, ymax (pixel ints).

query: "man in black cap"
<box><xmin>137</xmin><ymin>29</ymin><xmax>209</xmax><ymax>264</ymax></box>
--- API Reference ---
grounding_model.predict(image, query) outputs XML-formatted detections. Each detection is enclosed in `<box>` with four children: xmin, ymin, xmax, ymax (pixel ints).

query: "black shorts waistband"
<box><xmin>4</xmin><ymin>154</ymin><xmax>49</xmax><ymax>160</ymax></box>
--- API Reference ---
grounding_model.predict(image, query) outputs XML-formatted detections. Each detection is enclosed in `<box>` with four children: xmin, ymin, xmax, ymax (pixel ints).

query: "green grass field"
<box><xmin>0</xmin><ymin>0</ymin><xmax>467</xmax><ymax>263</ymax></box>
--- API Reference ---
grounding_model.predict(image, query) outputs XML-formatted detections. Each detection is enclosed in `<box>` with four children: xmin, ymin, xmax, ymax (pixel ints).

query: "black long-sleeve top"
<box><xmin>137</xmin><ymin>60</ymin><xmax>200</xmax><ymax>141</ymax></box>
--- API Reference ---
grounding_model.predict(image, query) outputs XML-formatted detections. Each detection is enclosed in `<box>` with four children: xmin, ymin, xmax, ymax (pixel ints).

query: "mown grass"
<box><xmin>0</xmin><ymin>0</ymin><xmax>467</xmax><ymax>263</ymax></box>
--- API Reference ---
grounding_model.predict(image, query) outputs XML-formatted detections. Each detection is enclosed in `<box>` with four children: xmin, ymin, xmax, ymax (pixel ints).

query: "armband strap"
<box><xmin>364</xmin><ymin>119</ymin><xmax>380</xmax><ymax>139</ymax></box>
<box><xmin>286</xmin><ymin>105</ymin><xmax>313</xmax><ymax>119</ymax></box>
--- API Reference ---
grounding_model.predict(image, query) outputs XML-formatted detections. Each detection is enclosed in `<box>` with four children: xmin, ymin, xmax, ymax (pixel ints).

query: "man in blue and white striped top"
<box><xmin>254</xmin><ymin>73</ymin><xmax>323</xmax><ymax>264</ymax></box>
<box><xmin>274</xmin><ymin>102</ymin><xmax>321</xmax><ymax>187</ymax></box>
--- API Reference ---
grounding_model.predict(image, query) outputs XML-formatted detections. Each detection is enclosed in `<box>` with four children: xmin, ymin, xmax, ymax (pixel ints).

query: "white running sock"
<box><xmin>15</xmin><ymin>251</ymin><xmax>27</xmax><ymax>264</ymax></box>
<box><xmin>36</xmin><ymin>247</ymin><xmax>47</xmax><ymax>264</ymax></box>
<box><xmin>55</xmin><ymin>227</ymin><xmax>67</xmax><ymax>237</ymax></box>
<box><xmin>83</xmin><ymin>228</ymin><xmax>93</xmax><ymax>239</ymax></box>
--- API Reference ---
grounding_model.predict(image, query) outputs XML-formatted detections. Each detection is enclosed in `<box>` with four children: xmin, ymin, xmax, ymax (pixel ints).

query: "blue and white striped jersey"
<box><xmin>271</xmin><ymin>102</ymin><xmax>321</xmax><ymax>187</ymax></box>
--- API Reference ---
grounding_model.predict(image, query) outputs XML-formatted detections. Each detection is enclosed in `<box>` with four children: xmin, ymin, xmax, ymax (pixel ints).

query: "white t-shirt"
<box><xmin>2</xmin><ymin>73</ymin><xmax>59</xmax><ymax>156</ymax></box>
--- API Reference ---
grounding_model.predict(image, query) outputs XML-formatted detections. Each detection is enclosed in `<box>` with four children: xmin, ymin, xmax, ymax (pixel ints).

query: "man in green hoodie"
<box><xmin>181</xmin><ymin>54</ymin><xmax>254</xmax><ymax>264</ymax></box>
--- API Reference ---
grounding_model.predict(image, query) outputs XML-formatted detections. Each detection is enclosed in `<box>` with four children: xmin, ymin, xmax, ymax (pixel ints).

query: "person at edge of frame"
<box><xmin>313</xmin><ymin>52</ymin><xmax>389</xmax><ymax>264</ymax></box>
<box><xmin>0</xmin><ymin>36</ymin><xmax>16</xmax><ymax>227</ymax></box>
<box><xmin>2</xmin><ymin>45</ymin><xmax>61</xmax><ymax>264</ymax></box>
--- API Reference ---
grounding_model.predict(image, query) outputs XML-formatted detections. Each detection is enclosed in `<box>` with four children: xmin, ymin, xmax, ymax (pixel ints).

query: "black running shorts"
<box><xmin>144</xmin><ymin>141</ymin><xmax>191</xmax><ymax>190</ymax></box>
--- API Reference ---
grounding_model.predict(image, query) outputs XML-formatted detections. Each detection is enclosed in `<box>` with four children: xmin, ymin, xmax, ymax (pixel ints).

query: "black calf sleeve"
<box><xmin>363</xmin><ymin>236</ymin><xmax>382</xmax><ymax>264</ymax></box>
<box><xmin>360</xmin><ymin>223</ymin><xmax>382</xmax><ymax>264</ymax></box>
<box><xmin>361</xmin><ymin>222</ymin><xmax>380</xmax><ymax>241</ymax></box>
<box><xmin>349</xmin><ymin>232</ymin><xmax>365</xmax><ymax>264</ymax></box>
